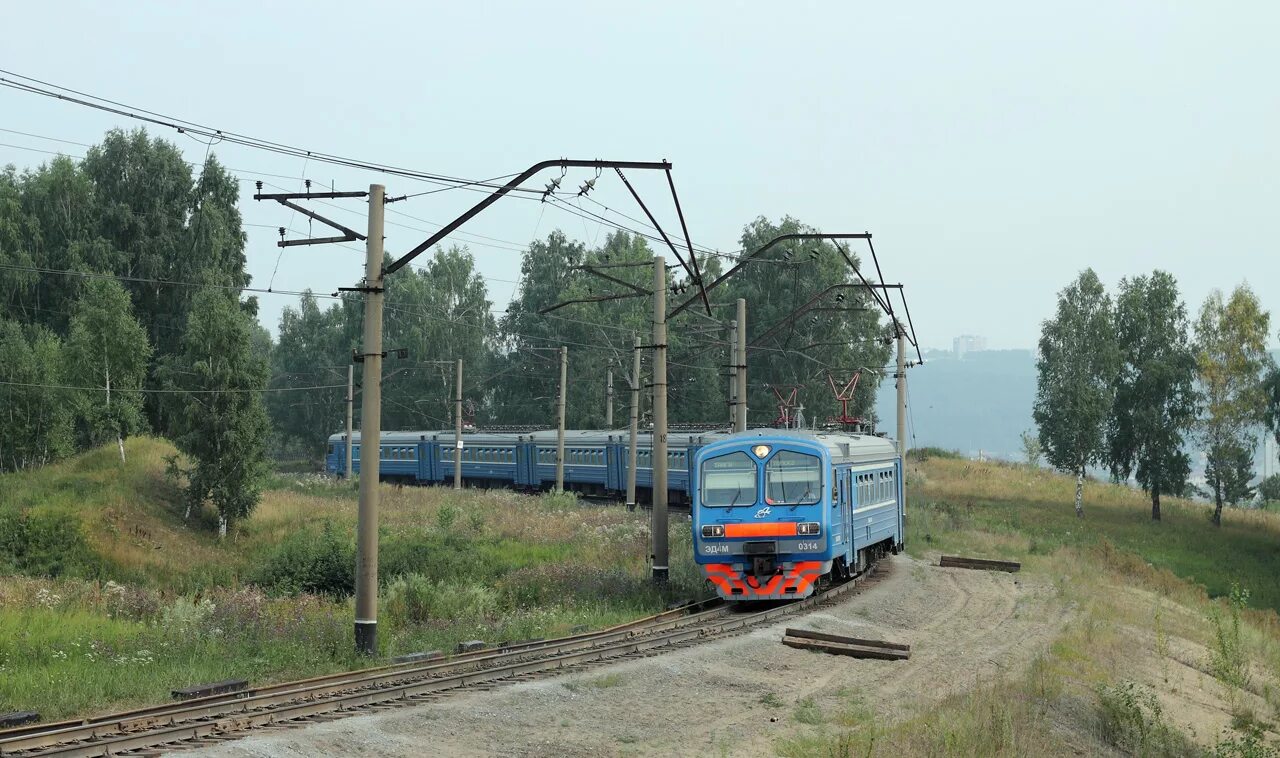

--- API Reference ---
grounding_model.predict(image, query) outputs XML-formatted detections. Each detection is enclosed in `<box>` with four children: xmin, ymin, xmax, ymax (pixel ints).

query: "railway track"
<box><xmin>0</xmin><ymin>564</ymin><xmax>883</xmax><ymax>757</ymax></box>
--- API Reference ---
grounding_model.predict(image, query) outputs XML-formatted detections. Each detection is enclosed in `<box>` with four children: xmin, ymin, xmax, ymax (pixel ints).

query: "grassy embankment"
<box><xmin>0</xmin><ymin>437</ymin><xmax>701</xmax><ymax>721</ymax></box>
<box><xmin>778</xmin><ymin>450</ymin><xmax>1280</xmax><ymax>757</ymax></box>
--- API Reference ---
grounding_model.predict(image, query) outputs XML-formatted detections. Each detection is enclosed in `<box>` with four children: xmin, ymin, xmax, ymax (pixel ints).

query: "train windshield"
<box><xmin>765</xmin><ymin>451</ymin><xmax>822</xmax><ymax>505</ymax></box>
<box><xmin>700</xmin><ymin>452</ymin><xmax>758</xmax><ymax>507</ymax></box>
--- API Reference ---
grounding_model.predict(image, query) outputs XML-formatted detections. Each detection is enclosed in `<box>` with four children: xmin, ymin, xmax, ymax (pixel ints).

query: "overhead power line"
<box><xmin>0</xmin><ymin>379</ymin><xmax>345</xmax><ymax>394</ymax></box>
<box><xmin>0</xmin><ymin>263</ymin><xmax>345</xmax><ymax>301</ymax></box>
<box><xmin>0</xmin><ymin>69</ymin><xmax>555</xmax><ymax>197</ymax></box>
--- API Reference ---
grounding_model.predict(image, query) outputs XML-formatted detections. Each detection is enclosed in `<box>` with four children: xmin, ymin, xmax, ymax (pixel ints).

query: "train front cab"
<box><xmin>693</xmin><ymin>437</ymin><xmax>834</xmax><ymax>600</ymax></box>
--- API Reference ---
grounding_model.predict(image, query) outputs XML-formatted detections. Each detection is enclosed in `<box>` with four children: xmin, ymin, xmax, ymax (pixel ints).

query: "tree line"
<box><xmin>1034</xmin><ymin>269</ymin><xmax>1280</xmax><ymax>524</ymax></box>
<box><xmin>1</xmin><ymin>129</ymin><xmax>891</xmax><ymax>534</ymax></box>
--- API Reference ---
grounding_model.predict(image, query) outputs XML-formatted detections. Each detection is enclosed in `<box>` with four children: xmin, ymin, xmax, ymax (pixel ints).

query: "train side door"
<box><xmin>417</xmin><ymin>440</ymin><xmax>431</xmax><ymax>482</ymax></box>
<box><xmin>515</xmin><ymin>441</ymin><xmax>532</xmax><ymax>487</ymax></box>
<box><xmin>833</xmin><ymin>467</ymin><xmax>846</xmax><ymax>553</ymax></box>
<box><xmin>842</xmin><ymin>469</ymin><xmax>854</xmax><ymax>553</ymax></box>
<box><xmin>605</xmin><ymin>442</ymin><xmax>620</xmax><ymax>493</ymax></box>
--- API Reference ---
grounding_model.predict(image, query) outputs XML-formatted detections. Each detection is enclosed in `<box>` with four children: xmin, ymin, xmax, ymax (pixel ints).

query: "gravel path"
<box><xmin>177</xmin><ymin>555</ymin><xmax>1070</xmax><ymax>757</ymax></box>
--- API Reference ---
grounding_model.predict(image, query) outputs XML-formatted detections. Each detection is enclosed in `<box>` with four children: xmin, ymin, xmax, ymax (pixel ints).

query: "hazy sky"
<box><xmin>3</xmin><ymin>1</ymin><xmax>1277</xmax><ymax>351</ymax></box>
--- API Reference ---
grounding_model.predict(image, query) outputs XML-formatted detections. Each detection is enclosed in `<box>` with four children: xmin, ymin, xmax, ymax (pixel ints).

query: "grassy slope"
<box><xmin>2</xmin><ymin>436</ymin><xmax>241</xmax><ymax>588</ymax></box>
<box><xmin>0</xmin><ymin>438</ymin><xmax>700</xmax><ymax>720</ymax></box>
<box><xmin>778</xmin><ymin>454</ymin><xmax>1280</xmax><ymax>757</ymax></box>
<box><xmin>5</xmin><ymin>440</ymin><xmax>1279</xmax><ymax>751</ymax></box>
<box><xmin>911</xmin><ymin>455</ymin><xmax>1280</xmax><ymax>612</ymax></box>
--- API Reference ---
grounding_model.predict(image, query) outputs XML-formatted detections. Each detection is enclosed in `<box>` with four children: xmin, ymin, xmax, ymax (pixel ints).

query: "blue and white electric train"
<box><xmin>691</xmin><ymin>430</ymin><xmax>903</xmax><ymax>600</ymax></box>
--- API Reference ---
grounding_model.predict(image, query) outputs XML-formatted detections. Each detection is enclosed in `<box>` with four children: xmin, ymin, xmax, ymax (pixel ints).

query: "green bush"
<box><xmin>1097</xmin><ymin>680</ymin><xmax>1189</xmax><ymax>757</ymax></box>
<box><xmin>379</xmin><ymin>529</ymin><xmax>488</xmax><ymax>584</ymax></box>
<box><xmin>497</xmin><ymin>562</ymin><xmax>659</xmax><ymax>609</ymax></box>
<box><xmin>382</xmin><ymin>574</ymin><xmax>497</xmax><ymax>626</ymax></box>
<box><xmin>252</xmin><ymin>521</ymin><xmax>354</xmax><ymax>596</ymax></box>
<box><xmin>1258</xmin><ymin>474</ymin><xmax>1280</xmax><ymax>509</ymax></box>
<box><xmin>907</xmin><ymin>446</ymin><xmax>961</xmax><ymax>461</ymax></box>
<box><xmin>0</xmin><ymin>508</ymin><xmax>102</xmax><ymax>577</ymax></box>
<box><xmin>1208</xmin><ymin>583</ymin><xmax>1251</xmax><ymax>690</ymax></box>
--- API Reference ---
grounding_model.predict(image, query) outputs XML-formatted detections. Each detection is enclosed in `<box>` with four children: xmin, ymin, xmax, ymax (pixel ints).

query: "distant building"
<box><xmin>1263</xmin><ymin>435</ymin><xmax>1279</xmax><ymax>480</ymax></box>
<box><xmin>953</xmin><ymin>334</ymin><xmax>987</xmax><ymax>358</ymax></box>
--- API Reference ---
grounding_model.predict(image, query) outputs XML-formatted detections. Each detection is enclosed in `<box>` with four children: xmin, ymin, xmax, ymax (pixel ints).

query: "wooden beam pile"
<box><xmin>781</xmin><ymin>628</ymin><xmax>910</xmax><ymax>660</ymax></box>
<box><xmin>939</xmin><ymin>555</ymin><xmax>1021</xmax><ymax>573</ymax></box>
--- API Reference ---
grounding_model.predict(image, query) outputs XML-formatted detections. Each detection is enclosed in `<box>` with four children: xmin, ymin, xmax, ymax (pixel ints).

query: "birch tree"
<box><xmin>65</xmin><ymin>278</ymin><xmax>152</xmax><ymax>462</ymax></box>
<box><xmin>1106</xmin><ymin>271</ymin><xmax>1198</xmax><ymax>521</ymax></box>
<box><xmin>1194</xmin><ymin>286</ymin><xmax>1272</xmax><ymax>526</ymax></box>
<box><xmin>0</xmin><ymin>320</ymin><xmax>73</xmax><ymax>470</ymax></box>
<box><xmin>161</xmin><ymin>290</ymin><xmax>270</xmax><ymax>538</ymax></box>
<box><xmin>1033</xmin><ymin>269</ymin><xmax>1117</xmax><ymax>518</ymax></box>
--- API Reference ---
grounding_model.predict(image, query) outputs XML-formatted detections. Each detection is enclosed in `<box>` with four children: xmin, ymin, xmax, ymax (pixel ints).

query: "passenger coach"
<box><xmin>325</xmin><ymin>429</ymin><xmax>722</xmax><ymax>504</ymax></box>
<box><xmin>692</xmin><ymin>430</ymin><xmax>903</xmax><ymax>600</ymax></box>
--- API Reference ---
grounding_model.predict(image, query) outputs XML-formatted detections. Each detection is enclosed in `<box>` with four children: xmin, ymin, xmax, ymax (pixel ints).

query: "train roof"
<box><xmin>695</xmin><ymin>428</ymin><xmax>898</xmax><ymax>465</ymax></box>
<box><xmin>329</xmin><ymin>429</ymin><xmax>731</xmax><ymax>447</ymax></box>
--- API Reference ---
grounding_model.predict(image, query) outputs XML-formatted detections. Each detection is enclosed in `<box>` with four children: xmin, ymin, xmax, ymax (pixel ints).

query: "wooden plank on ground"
<box><xmin>784</xmin><ymin>628</ymin><xmax>910</xmax><ymax>652</ymax></box>
<box><xmin>171</xmin><ymin>679</ymin><xmax>249</xmax><ymax>700</ymax></box>
<box><xmin>0</xmin><ymin>712</ymin><xmax>39</xmax><ymax>729</ymax></box>
<box><xmin>940</xmin><ymin>555</ymin><xmax>1021</xmax><ymax>572</ymax></box>
<box><xmin>782</xmin><ymin>636</ymin><xmax>910</xmax><ymax>660</ymax></box>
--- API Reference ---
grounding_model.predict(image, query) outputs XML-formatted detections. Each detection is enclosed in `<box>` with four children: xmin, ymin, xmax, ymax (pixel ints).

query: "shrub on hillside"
<box><xmin>379</xmin><ymin>529</ymin><xmax>490</xmax><ymax>584</ymax></box>
<box><xmin>1097</xmin><ymin>680</ymin><xmax>1188</xmax><ymax>756</ymax></box>
<box><xmin>0</xmin><ymin>508</ymin><xmax>102</xmax><ymax>578</ymax></box>
<box><xmin>497</xmin><ymin>562</ymin><xmax>659</xmax><ymax>609</ymax></box>
<box><xmin>908</xmin><ymin>447</ymin><xmax>961</xmax><ymax>461</ymax></box>
<box><xmin>103</xmin><ymin>580</ymin><xmax>163</xmax><ymax>621</ymax></box>
<box><xmin>382</xmin><ymin>574</ymin><xmax>497</xmax><ymax>626</ymax></box>
<box><xmin>1258</xmin><ymin>474</ymin><xmax>1280</xmax><ymax>508</ymax></box>
<box><xmin>252</xmin><ymin>521</ymin><xmax>354</xmax><ymax>596</ymax></box>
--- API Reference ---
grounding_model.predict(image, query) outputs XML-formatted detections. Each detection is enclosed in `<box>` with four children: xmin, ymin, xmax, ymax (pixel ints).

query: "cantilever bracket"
<box><xmin>252</xmin><ymin>189</ymin><xmax>370</xmax><ymax>248</ymax></box>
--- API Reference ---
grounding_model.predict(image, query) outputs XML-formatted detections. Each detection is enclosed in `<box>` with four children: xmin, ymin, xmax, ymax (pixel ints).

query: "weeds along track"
<box><xmin>0</xmin><ymin>566</ymin><xmax>883</xmax><ymax>757</ymax></box>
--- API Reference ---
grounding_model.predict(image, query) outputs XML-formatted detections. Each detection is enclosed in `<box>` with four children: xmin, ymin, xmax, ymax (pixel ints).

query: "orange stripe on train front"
<box><xmin>705</xmin><ymin>574</ymin><xmax>733</xmax><ymax>594</ymax></box>
<box><xmin>723</xmin><ymin>522</ymin><xmax>799</xmax><ymax>538</ymax></box>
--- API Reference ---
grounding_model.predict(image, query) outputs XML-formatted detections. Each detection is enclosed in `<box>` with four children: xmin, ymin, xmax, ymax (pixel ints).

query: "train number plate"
<box><xmin>797</xmin><ymin>541</ymin><xmax>821</xmax><ymax>551</ymax></box>
<box><xmin>702</xmin><ymin>544</ymin><xmax>730</xmax><ymax>555</ymax></box>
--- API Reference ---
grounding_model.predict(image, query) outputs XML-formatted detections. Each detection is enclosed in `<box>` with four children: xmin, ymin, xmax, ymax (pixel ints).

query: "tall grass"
<box><xmin>778</xmin><ymin>457</ymin><xmax>1280</xmax><ymax>757</ymax></box>
<box><xmin>0</xmin><ymin>439</ymin><xmax>708</xmax><ymax>720</ymax></box>
<box><xmin>908</xmin><ymin>457</ymin><xmax>1280</xmax><ymax>612</ymax></box>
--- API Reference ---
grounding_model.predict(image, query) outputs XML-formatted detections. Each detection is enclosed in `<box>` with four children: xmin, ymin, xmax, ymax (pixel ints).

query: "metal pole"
<box><xmin>626</xmin><ymin>334</ymin><xmax>641</xmax><ymax>512</ymax></box>
<box><xmin>606</xmin><ymin>370</ymin><xmax>614</xmax><ymax>428</ymax></box>
<box><xmin>556</xmin><ymin>345</ymin><xmax>567</xmax><ymax>491</ymax></box>
<box><xmin>344</xmin><ymin>364</ymin><xmax>354</xmax><ymax>479</ymax></box>
<box><xmin>454</xmin><ymin>358</ymin><xmax>463</xmax><ymax>490</ymax></box>
<box><xmin>728</xmin><ymin>319</ymin><xmax>737</xmax><ymax>428</ymax></box>
<box><xmin>735</xmin><ymin>298</ymin><xmax>748</xmax><ymax>433</ymax></box>
<box><xmin>354</xmin><ymin>183</ymin><xmax>385</xmax><ymax>656</ymax></box>
<box><xmin>652</xmin><ymin>256</ymin><xmax>669</xmax><ymax>583</ymax></box>
<box><xmin>896</xmin><ymin>326</ymin><xmax>908</xmax><ymax>516</ymax></box>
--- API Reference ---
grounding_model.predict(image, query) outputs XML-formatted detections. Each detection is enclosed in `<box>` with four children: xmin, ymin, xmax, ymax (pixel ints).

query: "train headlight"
<box><xmin>796</xmin><ymin>522</ymin><xmax>822</xmax><ymax>536</ymax></box>
<box><xmin>701</xmin><ymin>524</ymin><xmax>725</xmax><ymax>538</ymax></box>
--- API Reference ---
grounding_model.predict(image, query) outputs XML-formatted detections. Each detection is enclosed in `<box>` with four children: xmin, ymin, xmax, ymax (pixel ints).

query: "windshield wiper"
<box><xmin>790</xmin><ymin>486</ymin><xmax>813</xmax><ymax>511</ymax></box>
<box><xmin>725</xmin><ymin>486</ymin><xmax>742</xmax><ymax>512</ymax></box>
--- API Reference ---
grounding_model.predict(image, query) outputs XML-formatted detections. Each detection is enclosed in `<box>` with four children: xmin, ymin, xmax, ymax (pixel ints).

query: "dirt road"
<box><xmin>179</xmin><ymin>555</ymin><xmax>1071</xmax><ymax>757</ymax></box>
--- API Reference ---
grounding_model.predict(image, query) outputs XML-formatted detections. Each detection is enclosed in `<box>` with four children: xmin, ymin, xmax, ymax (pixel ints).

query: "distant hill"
<box><xmin>875</xmin><ymin>348</ymin><xmax>1280</xmax><ymax>475</ymax></box>
<box><xmin>874</xmin><ymin>349</ymin><xmax>1036</xmax><ymax>461</ymax></box>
